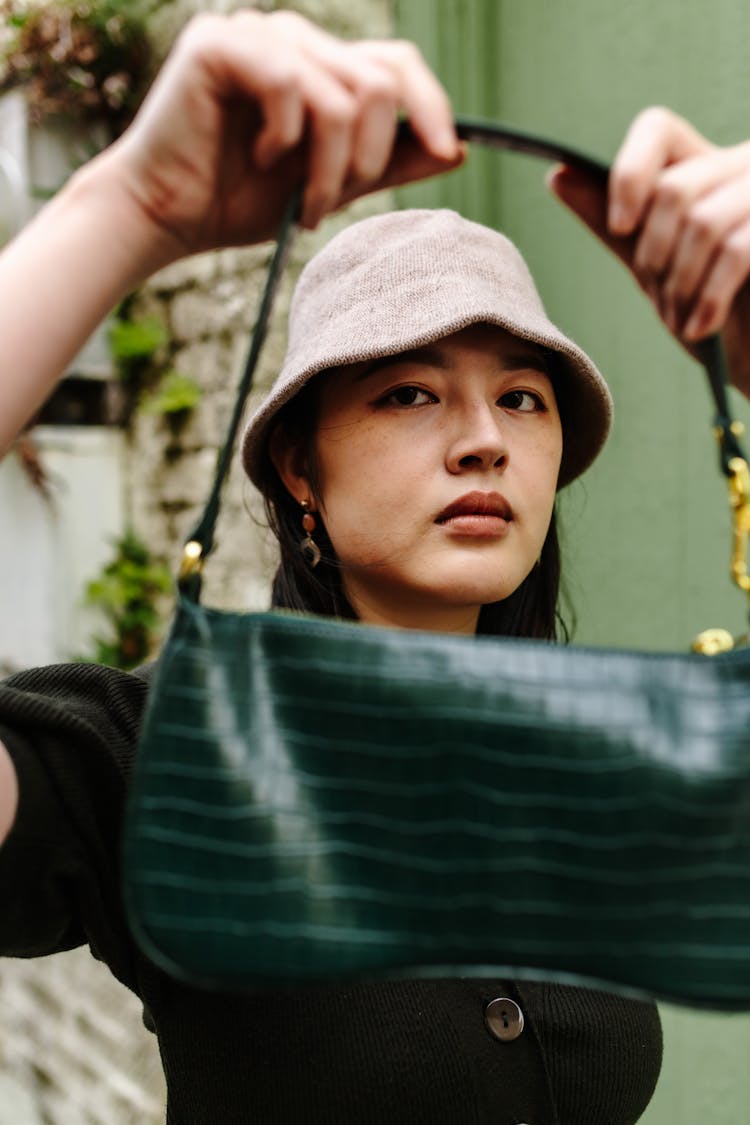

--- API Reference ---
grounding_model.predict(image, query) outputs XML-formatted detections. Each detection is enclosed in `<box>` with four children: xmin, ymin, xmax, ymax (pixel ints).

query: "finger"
<box><xmin>547</xmin><ymin>165</ymin><xmax>635</xmax><ymax>269</ymax></box>
<box><xmin>237</xmin><ymin>56</ymin><xmax>358</xmax><ymax>227</ymax></box>
<box><xmin>300</xmin><ymin>35</ymin><xmax>459</xmax><ymax>165</ymax></box>
<box><xmin>683</xmin><ymin>217</ymin><xmax>750</xmax><ymax>340</ymax></box>
<box><xmin>183</xmin><ymin>16</ymin><xmax>310</xmax><ymax>168</ymax></box>
<box><xmin>253</xmin><ymin>80</ymin><xmax>306</xmax><ymax>169</ymax></box>
<box><xmin>631</xmin><ymin>144</ymin><xmax>750</xmax><ymax>285</ymax></box>
<box><xmin>549</xmin><ymin>162</ymin><xmax>666</xmax><ymax>321</ymax></box>
<box><xmin>630</xmin><ymin>181</ymin><xmax>685</xmax><ymax>281</ymax></box>
<box><xmin>246</xmin><ymin>18</ymin><xmax>425</xmax><ymax>215</ymax></box>
<box><xmin>303</xmin><ymin>82</ymin><xmax>359</xmax><ymax>227</ymax></box>
<box><xmin>213</xmin><ymin>19</ymin><xmax>361</xmax><ymax>227</ymax></box>
<box><xmin>338</xmin><ymin>136</ymin><xmax>465</xmax><ymax>206</ymax></box>
<box><xmin>295</xmin><ymin>34</ymin><xmax>457</xmax><ymax>215</ymax></box>
<box><xmin>213</xmin><ymin>15</ymin><xmax>458</xmax><ymax>207</ymax></box>
<box><xmin>360</xmin><ymin>39</ymin><xmax>459</xmax><ymax>161</ymax></box>
<box><xmin>302</xmin><ymin>48</ymin><xmax>400</xmax><ymax>182</ymax></box>
<box><xmin>609</xmin><ymin>106</ymin><xmax>711</xmax><ymax>235</ymax></box>
<box><xmin>662</xmin><ymin>169</ymin><xmax>750</xmax><ymax>331</ymax></box>
<box><xmin>349</xmin><ymin>94</ymin><xmax>399</xmax><ymax>183</ymax></box>
<box><xmin>265</xmin><ymin>18</ymin><xmax>412</xmax><ymax>181</ymax></box>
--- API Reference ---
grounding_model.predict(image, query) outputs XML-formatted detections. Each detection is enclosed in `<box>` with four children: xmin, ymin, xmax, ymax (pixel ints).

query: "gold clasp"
<box><xmin>178</xmin><ymin>540</ymin><xmax>204</xmax><ymax>586</ymax></box>
<box><xmin>727</xmin><ymin>454</ymin><xmax>750</xmax><ymax>593</ymax></box>
<box><xmin>692</xmin><ymin>423</ymin><xmax>750</xmax><ymax>654</ymax></box>
<box><xmin>692</xmin><ymin>627</ymin><xmax>735</xmax><ymax>655</ymax></box>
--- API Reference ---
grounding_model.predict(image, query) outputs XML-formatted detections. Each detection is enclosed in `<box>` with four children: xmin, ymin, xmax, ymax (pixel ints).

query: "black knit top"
<box><xmin>0</xmin><ymin>662</ymin><xmax>662</xmax><ymax>1125</ymax></box>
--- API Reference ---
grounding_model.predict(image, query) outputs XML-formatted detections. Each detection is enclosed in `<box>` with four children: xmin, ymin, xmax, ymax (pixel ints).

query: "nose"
<box><xmin>445</xmin><ymin>400</ymin><xmax>508</xmax><ymax>475</ymax></box>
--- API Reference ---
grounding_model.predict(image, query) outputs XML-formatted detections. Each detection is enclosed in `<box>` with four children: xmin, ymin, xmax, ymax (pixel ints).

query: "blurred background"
<box><xmin>1</xmin><ymin>0</ymin><xmax>750</xmax><ymax>1120</ymax></box>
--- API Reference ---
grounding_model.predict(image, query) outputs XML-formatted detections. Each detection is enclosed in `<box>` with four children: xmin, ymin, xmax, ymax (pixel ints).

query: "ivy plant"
<box><xmin>139</xmin><ymin>370</ymin><xmax>202</xmax><ymax>417</ymax></box>
<box><xmin>109</xmin><ymin>311</ymin><xmax>168</xmax><ymax>380</ymax></box>
<box><xmin>109</xmin><ymin>308</ymin><xmax>202</xmax><ymax>419</ymax></box>
<box><xmin>80</xmin><ymin>528</ymin><xmax>171</xmax><ymax>670</ymax></box>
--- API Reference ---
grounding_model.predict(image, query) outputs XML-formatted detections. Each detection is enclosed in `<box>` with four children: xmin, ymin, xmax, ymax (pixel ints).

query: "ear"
<box><xmin>268</xmin><ymin>422</ymin><xmax>314</xmax><ymax>506</ymax></box>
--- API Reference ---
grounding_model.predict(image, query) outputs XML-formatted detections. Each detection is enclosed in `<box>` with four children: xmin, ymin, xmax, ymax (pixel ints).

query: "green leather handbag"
<box><xmin>123</xmin><ymin>120</ymin><xmax>750</xmax><ymax>1009</ymax></box>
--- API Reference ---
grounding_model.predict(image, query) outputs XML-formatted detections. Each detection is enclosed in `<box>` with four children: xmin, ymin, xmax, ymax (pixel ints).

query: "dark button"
<box><xmin>484</xmin><ymin>996</ymin><xmax>524</xmax><ymax>1042</ymax></box>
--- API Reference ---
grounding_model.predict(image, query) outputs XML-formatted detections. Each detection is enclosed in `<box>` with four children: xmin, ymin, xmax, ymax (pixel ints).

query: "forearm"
<box><xmin>0</xmin><ymin>10</ymin><xmax>460</xmax><ymax>457</ymax></box>
<box><xmin>0</xmin><ymin>740</ymin><xmax>18</xmax><ymax>845</ymax></box>
<box><xmin>0</xmin><ymin>143</ymin><xmax>177</xmax><ymax>456</ymax></box>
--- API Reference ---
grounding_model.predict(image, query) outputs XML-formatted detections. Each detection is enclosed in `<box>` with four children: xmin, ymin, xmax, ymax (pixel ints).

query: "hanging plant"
<box><xmin>109</xmin><ymin>308</ymin><xmax>168</xmax><ymax>379</ymax></box>
<box><xmin>0</xmin><ymin>0</ymin><xmax>153</xmax><ymax>135</ymax></box>
<box><xmin>139</xmin><ymin>371</ymin><xmax>202</xmax><ymax>418</ymax></box>
<box><xmin>79</xmin><ymin>528</ymin><xmax>172</xmax><ymax>670</ymax></box>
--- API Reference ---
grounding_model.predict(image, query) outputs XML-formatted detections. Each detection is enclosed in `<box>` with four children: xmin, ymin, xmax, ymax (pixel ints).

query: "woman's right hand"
<box><xmin>0</xmin><ymin>9</ymin><xmax>462</xmax><ymax>452</ymax></box>
<box><xmin>108</xmin><ymin>9</ymin><xmax>462</xmax><ymax>261</ymax></box>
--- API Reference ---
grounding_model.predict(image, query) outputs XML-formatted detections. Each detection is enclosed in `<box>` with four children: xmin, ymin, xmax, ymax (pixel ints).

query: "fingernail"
<box><xmin>433</xmin><ymin>128</ymin><xmax>459</xmax><ymax>159</ymax></box>
<box><xmin>608</xmin><ymin>201</ymin><xmax>627</xmax><ymax>233</ymax></box>
<box><xmin>683</xmin><ymin>310</ymin><xmax>704</xmax><ymax>340</ymax></box>
<box><xmin>302</xmin><ymin>201</ymin><xmax>322</xmax><ymax>231</ymax></box>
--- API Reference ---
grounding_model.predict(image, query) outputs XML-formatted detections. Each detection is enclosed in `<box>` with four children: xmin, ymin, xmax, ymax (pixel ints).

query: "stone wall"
<box><xmin>126</xmin><ymin>204</ymin><xmax>392</xmax><ymax>619</ymax></box>
<box><xmin>129</xmin><ymin>0</ymin><xmax>392</xmax><ymax>621</ymax></box>
<box><xmin>0</xmin><ymin>954</ymin><xmax>166</xmax><ymax>1125</ymax></box>
<box><xmin>0</xmin><ymin>2</ymin><xmax>394</xmax><ymax>1122</ymax></box>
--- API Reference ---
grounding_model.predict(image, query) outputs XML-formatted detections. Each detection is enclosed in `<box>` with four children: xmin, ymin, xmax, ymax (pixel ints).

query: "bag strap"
<box><xmin>177</xmin><ymin>115</ymin><xmax>748</xmax><ymax>601</ymax></box>
<box><xmin>178</xmin><ymin>187</ymin><xmax>302</xmax><ymax>598</ymax></box>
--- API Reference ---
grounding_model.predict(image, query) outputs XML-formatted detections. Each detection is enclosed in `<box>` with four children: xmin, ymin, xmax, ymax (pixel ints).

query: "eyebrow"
<box><xmin>354</xmin><ymin>343</ymin><xmax>551</xmax><ymax>381</ymax></box>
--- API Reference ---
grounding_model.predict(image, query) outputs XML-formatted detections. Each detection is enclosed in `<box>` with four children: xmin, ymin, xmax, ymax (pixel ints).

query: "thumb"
<box><xmin>547</xmin><ymin>164</ymin><xmax>635</xmax><ymax>270</ymax></box>
<box><xmin>547</xmin><ymin>162</ymin><xmax>702</xmax><ymax>362</ymax></box>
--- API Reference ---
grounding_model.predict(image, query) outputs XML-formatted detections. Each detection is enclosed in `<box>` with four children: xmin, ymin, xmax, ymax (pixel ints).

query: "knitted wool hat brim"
<box><xmin>241</xmin><ymin>209</ymin><xmax>612</xmax><ymax>489</ymax></box>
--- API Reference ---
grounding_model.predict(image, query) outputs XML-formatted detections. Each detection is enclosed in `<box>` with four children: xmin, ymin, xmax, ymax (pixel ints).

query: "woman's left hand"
<box><xmin>548</xmin><ymin>107</ymin><xmax>750</xmax><ymax>399</ymax></box>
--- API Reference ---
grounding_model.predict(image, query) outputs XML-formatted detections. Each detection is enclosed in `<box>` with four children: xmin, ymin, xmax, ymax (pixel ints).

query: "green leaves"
<box><xmin>79</xmin><ymin>529</ymin><xmax>171</xmax><ymax>670</ymax></box>
<box><xmin>109</xmin><ymin>315</ymin><xmax>167</xmax><ymax>365</ymax></box>
<box><xmin>109</xmin><ymin>312</ymin><xmax>202</xmax><ymax>418</ymax></box>
<box><xmin>139</xmin><ymin>371</ymin><xmax>202</xmax><ymax>417</ymax></box>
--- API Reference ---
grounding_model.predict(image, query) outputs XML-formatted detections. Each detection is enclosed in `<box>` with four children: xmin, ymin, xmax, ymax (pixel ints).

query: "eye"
<box><xmin>500</xmin><ymin>389</ymin><xmax>545</xmax><ymax>413</ymax></box>
<box><xmin>380</xmin><ymin>385</ymin><xmax>437</xmax><ymax>407</ymax></box>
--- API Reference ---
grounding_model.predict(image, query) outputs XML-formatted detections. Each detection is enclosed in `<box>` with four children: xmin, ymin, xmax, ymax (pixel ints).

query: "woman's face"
<box><xmin>275</xmin><ymin>323</ymin><xmax>563</xmax><ymax>633</ymax></box>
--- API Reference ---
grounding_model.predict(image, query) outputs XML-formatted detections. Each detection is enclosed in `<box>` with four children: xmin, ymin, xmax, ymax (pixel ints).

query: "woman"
<box><xmin>244</xmin><ymin>205</ymin><xmax>610</xmax><ymax>637</ymax></box>
<box><xmin>2</xmin><ymin>9</ymin><xmax>750</xmax><ymax>1124</ymax></box>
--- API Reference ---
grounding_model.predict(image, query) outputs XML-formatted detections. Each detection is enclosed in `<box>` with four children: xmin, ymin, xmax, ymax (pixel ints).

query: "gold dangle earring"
<box><xmin>300</xmin><ymin>499</ymin><xmax>321</xmax><ymax>568</ymax></box>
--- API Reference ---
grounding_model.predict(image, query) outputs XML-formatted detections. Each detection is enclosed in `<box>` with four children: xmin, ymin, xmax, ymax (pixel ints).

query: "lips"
<box><xmin>435</xmin><ymin>491</ymin><xmax>513</xmax><ymax>524</ymax></box>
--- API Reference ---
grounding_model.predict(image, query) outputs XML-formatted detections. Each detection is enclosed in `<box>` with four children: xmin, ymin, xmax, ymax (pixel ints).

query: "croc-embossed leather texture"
<box><xmin>122</xmin><ymin>120</ymin><xmax>750</xmax><ymax>1009</ymax></box>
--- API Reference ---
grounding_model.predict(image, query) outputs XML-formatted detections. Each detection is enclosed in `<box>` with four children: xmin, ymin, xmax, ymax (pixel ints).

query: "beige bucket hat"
<box><xmin>241</xmin><ymin>208</ymin><xmax>612</xmax><ymax>488</ymax></box>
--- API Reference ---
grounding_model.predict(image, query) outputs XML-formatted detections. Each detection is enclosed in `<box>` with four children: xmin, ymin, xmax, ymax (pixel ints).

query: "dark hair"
<box><xmin>259</xmin><ymin>373</ymin><xmax>569</xmax><ymax>642</ymax></box>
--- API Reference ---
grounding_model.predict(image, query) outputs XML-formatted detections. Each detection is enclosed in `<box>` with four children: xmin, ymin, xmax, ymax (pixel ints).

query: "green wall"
<box><xmin>395</xmin><ymin>1</ymin><xmax>750</xmax><ymax>1121</ymax></box>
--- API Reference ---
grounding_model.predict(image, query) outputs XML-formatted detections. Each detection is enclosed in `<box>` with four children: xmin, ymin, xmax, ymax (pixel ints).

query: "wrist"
<box><xmin>64</xmin><ymin>140</ymin><xmax>186</xmax><ymax>287</ymax></box>
<box><xmin>0</xmin><ymin>140</ymin><xmax>186</xmax><ymax>452</ymax></box>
